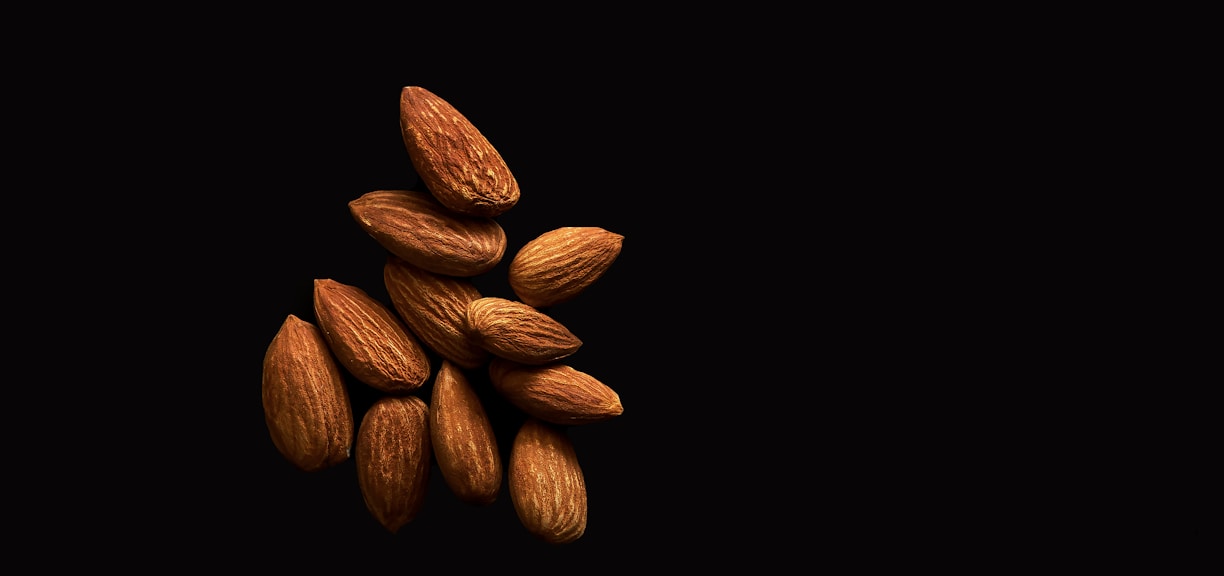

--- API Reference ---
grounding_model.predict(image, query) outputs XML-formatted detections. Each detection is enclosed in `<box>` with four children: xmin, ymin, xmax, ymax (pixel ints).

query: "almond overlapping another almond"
<box><xmin>260</xmin><ymin>85</ymin><xmax>624</xmax><ymax>543</ymax></box>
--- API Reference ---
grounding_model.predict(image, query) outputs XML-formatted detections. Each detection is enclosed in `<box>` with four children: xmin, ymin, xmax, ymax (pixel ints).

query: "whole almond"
<box><xmin>313</xmin><ymin>278</ymin><xmax>431</xmax><ymax>395</ymax></box>
<box><xmin>349</xmin><ymin>189</ymin><xmax>507</xmax><ymax>277</ymax></box>
<box><xmin>465</xmin><ymin>297</ymin><xmax>581</xmax><ymax>365</ymax></box>
<box><xmin>262</xmin><ymin>314</ymin><xmax>354</xmax><ymax>472</ymax></box>
<box><xmin>356</xmin><ymin>395</ymin><xmax>431</xmax><ymax>534</ymax></box>
<box><xmin>509</xmin><ymin>417</ymin><xmax>587</xmax><ymax>544</ymax></box>
<box><xmin>384</xmin><ymin>255</ymin><xmax>491</xmax><ymax>370</ymax></box>
<box><xmin>508</xmin><ymin>227</ymin><xmax>624</xmax><ymax>309</ymax></box>
<box><xmin>400</xmin><ymin>86</ymin><xmax>519</xmax><ymax>218</ymax></box>
<box><xmin>488</xmin><ymin>358</ymin><xmax>623</xmax><ymax>425</ymax></box>
<box><xmin>430</xmin><ymin>361</ymin><xmax>502</xmax><ymax>506</ymax></box>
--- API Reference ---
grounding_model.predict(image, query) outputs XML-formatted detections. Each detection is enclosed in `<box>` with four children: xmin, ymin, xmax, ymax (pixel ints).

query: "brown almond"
<box><xmin>313</xmin><ymin>278</ymin><xmax>431</xmax><ymax>395</ymax></box>
<box><xmin>399</xmin><ymin>86</ymin><xmax>519</xmax><ymax>217</ymax></box>
<box><xmin>349</xmin><ymin>189</ymin><xmax>507</xmax><ymax>277</ymax></box>
<box><xmin>384</xmin><ymin>255</ymin><xmax>491</xmax><ymax>370</ymax></box>
<box><xmin>465</xmin><ymin>297</ymin><xmax>581</xmax><ymax>365</ymax></box>
<box><xmin>488</xmin><ymin>358</ymin><xmax>623</xmax><ymax>425</ymax></box>
<box><xmin>508</xmin><ymin>227</ymin><xmax>624</xmax><ymax>308</ymax></box>
<box><xmin>262</xmin><ymin>314</ymin><xmax>354</xmax><ymax>472</ymax></box>
<box><xmin>509</xmin><ymin>417</ymin><xmax>587</xmax><ymax>544</ymax></box>
<box><xmin>430</xmin><ymin>361</ymin><xmax>502</xmax><ymax>506</ymax></box>
<box><xmin>356</xmin><ymin>395</ymin><xmax>432</xmax><ymax>534</ymax></box>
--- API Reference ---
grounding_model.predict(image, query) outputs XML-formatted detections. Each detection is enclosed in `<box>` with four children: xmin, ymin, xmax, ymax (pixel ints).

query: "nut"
<box><xmin>508</xmin><ymin>227</ymin><xmax>624</xmax><ymax>308</ymax></box>
<box><xmin>349</xmin><ymin>189</ymin><xmax>507</xmax><ymax>277</ymax></box>
<box><xmin>399</xmin><ymin>85</ymin><xmax>519</xmax><ymax>217</ymax></box>
<box><xmin>465</xmin><ymin>297</ymin><xmax>582</xmax><ymax>365</ymax></box>
<box><xmin>509</xmin><ymin>417</ymin><xmax>587</xmax><ymax>544</ymax></box>
<box><xmin>356</xmin><ymin>395</ymin><xmax>432</xmax><ymax>534</ymax></box>
<box><xmin>430</xmin><ymin>360</ymin><xmax>502</xmax><ymax>506</ymax></box>
<box><xmin>313</xmin><ymin>278</ymin><xmax>431</xmax><ymax>394</ymax></box>
<box><xmin>488</xmin><ymin>358</ymin><xmax>623</xmax><ymax>425</ymax></box>
<box><xmin>265</xmin><ymin>86</ymin><xmax>628</xmax><ymax>541</ymax></box>
<box><xmin>383</xmin><ymin>255</ymin><xmax>491</xmax><ymax>370</ymax></box>
<box><xmin>262</xmin><ymin>314</ymin><xmax>354</xmax><ymax>472</ymax></box>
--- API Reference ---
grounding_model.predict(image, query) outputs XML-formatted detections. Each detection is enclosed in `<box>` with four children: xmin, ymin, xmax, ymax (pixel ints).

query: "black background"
<box><xmin>57</xmin><ymin>33</ymin><xmax>831</xmax><ymax>567</ymax></box>
<box><xmin>13</xmin><ymin>9</ymin><xmax>1137</xmax><ymax>569</ymax></box>
<box><xmin>17</xmin><ymin>17</ymin><xmax>974</xmax><ymax>568</ymax></box>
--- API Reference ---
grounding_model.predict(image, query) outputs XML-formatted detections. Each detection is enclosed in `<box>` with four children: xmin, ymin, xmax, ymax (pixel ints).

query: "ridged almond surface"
<box><xmin>384</xmin><ymin>255</ymin><xmax>491</xmax><ymax>370</ymax></box>
<box><xmin>430</xmin><ymin>361</ymin><xmax>502</xmax><ymax>505</ymax></box>
<box><xmin>262</xmin><ymin>314</ymin><xmax>354</xmax><ymax>472</ymax></box>
<box><xmin>349</xmin><ymin>189</ymin><xmax>507</xmax><ymax>277</ymax></box>
<box><xmin>508</xmin><ymin>227</ymin><xmax>624</xmax><ymax>308</ymax></box>
<box><xmin>489</xmin><ymin>358</ymin><xmax>623</xmax><ymax>425</ymax></box>
<box><xmin>465</xmin><ymin>297</ymin><xmax>581</xmax><ymax>365</ymax></box>
<box><xmin>509</xmin><ymin>417</ymin><xmax>587</xmax><ymax>544</ymax></box>
<box><xmin>400</xmin><ymin>86</ymin><xmax>519</xmax><ymax>218</ymax></box>
<box><xmin>313</xmin><ymin>278</ymin><xmax>431</xmax><ymax>395</ymax></box>
<box><xmin>356</xmin><ymin>395</ymin><xmax>431</xmax><ymax>534</ymax></box>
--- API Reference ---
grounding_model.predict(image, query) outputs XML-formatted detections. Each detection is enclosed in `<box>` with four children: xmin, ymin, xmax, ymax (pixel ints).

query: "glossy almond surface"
<box><xmin>313</xmin><ymin>278</ymin><xmax>431</xmax><ymax>394</ymax></box>
<box><xmin>384</xmin><ymin>255</ymin><xmax>491</xmax><ymax>370</ymax></box>
<box><xmin>350</xmin><ymin>189</ymin><xmax>506</xmax><ymax>277</ymax></box>
<box><xmin>430</xmin><ymin>361</ymin><xmax>501</xmax><ymax>505</ymax></box>
<box><xmin>508</xmin><ymin>227</ymin><xmax>623</xmax><ymax>308</ymax></box>
<box><xmin>400</xmin><ymin>85</ymin><xmax>519</xmax><ymax>217</ymax></box>
<box><xmin>509</xmin><ymin>418</ymin><xmax>587</xmax><ymax>544</ymax></box>
<box><xmin>262</xmin><ymin>314</ymin><xmax>354</xmax><ymax>472</ymax></box>
<box><xmin>356</xmin><ymin>395</ymin><xmax>431</xmax><ymax>534</ymax></box>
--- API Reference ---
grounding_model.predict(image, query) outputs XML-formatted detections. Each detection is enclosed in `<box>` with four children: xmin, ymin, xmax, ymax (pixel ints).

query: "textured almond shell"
<box><xmin>313</xmin><ymin>278</ymin><xmax>431</xmax><ymax>394</ymax></box>
<box><xmin>262</xmin><ymin>314</ymin><xmax>354</xmax><ymax>472</ymax></box>
<box><xmin>356</xmin><ymin>395</ymin><xmax>432</xmax><ymax>534</ymax></box>
<box><xmin>509</xmin><ymin>418</ymin><xmax>587</xmax><ymax>544</ymax></box>
<box><xmin>489</xmin><ymin>358</ymin><xmax>623</xmax><ymax>425</ymax></box>
<box><xmin>430</xmin><ymin>361</ymin><xmax>502</xmax><ymax>505</ymax></box>
<box><xmin>384</xmin><ymin>255</ymin><xmax>491</xmax><ymax>370</ymax></box>
<box><xmin>465</xmin><ymin>297</ymin><xmax>582</xmax><ymax>365</ymax></box>
<box><xmin>349</xmin><ymin>189</ymin><xmax>507</xmax><ymax>277</ymax></box>
<box><xmin>508</xmin><ymin>227</ymin><xmax>624</xmax><ymax>308</ymax></box>
<box><xmin>400</xmin><ymin>86</ymin><xmax>519</xmax><ymax>218</ymax></box>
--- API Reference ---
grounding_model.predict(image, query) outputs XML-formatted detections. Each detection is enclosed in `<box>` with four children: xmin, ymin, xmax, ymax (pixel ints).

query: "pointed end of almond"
<box><xmin>607</xmin><ymin>394</ymin><xmax>624</xmax><ymax>417</ymax></box>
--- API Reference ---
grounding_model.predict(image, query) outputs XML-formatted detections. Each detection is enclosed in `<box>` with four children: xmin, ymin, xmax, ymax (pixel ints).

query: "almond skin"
<box><xmin>509</xmin><ymin>417</ymin><xmax>587</xmax><ymax>544</ymax></box>
<box><xmin>489</xmin><ymin>358</ymin><xmax>623</xmax><ymax>425</ymax></box>
<box><xmin>465</xmin><ymin>297</ymin><xmax>582</xmax><ymax>365</ymax></box>
<box><xmin>384</xmin><ymin>255</ymin><xmax>491</xmax><ymax>370</ymax></box>
<box><xmin>430</xmin><ymin>361</ymin><xmax>502</xmax><ymax>506</ymax></box>
<box><xmin>262</xmin><ymin>314</ymin><xmax>354</xmax><ymax>472</ymax></box>
<box><xmin>508</xmin><ymin>227</ymin><xmax>624</xmax><ymax>309</ymax></box>
<box><xmin>356</xmin><ymin>395</ymin><xmax>432</xmax><ymax>534</ymax></box>
<box><xmin>313</xmin><ymin>278</ymin><xmax>431</xmax><ymax>395</ymax></box>
<box><xmin>399</xmin><ymin>86</ymin><xmax>519</xmax><ymax>218</ymax></box>
<box><xmin>349</xmin><ymin>189</ymin><xmax>507</xmax><ymax>277</ymax></box>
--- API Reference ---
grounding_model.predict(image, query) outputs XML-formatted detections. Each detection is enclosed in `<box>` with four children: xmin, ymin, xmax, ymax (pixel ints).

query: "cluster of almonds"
<box><xmin>261</xmin><ymin>86</ymin><xmax>624</xmax><ymax>544</ymax></box>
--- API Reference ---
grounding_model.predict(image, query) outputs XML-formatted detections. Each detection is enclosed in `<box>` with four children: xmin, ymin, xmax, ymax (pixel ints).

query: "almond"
<box><xmin>313</xmin><ymin>278</ymin><xmax>431</xmax><ymax>395</ymax></box>
<box><xmin>356</xmin><ymin>395</ymin><xmax>431</xmax><ymax>534</ymax></box>
<box><xmin>399</xmin><ymin>86</ymin><xmax>519</xmax><ymax>218</ymax></box>
<box><xmin>430</xmin><ymin>361</ymin><xmax>502</xmax><ymax>506</ymax></box>
<box><xmin>465</xmin><ymin>297</ymin><xmax>581</xmax><ymax>365</ymax></box>
<box><xmin>509</xmin><ymin>417</ymin><xmax>587</xmax><ymax>544</ymax></box>
<box><xmin>349</xmin><ymin>189</ymin><xmax>507</xmax><ymax>277</ymax></box>
<box><xmin>262</xmin><ymin>314</ymin><xmax>354</xmax><ymax>472</ymax></box>
<box><xmin>384</xmin><ymin>255</ymin><xmax>491</xmax><ymax>370</ymax></box>
<box><xmin>508</xmin><ymin>227</ymin><xmax>624</xmax><ymax>309</ymax></box>
<box><xmin>488</xmin><ymin>358</ymin><xmax>623</xmax><ymax>425</ymax></box>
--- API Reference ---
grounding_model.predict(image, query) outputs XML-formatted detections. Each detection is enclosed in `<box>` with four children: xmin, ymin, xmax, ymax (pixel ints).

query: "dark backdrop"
<box><xmin>95</xmin><ymin>41</ymin><xmax>829</xmax><ymax>568</ymax></box>
<box><xmin>26</xmin><ymin>19</ymin><xmax>954</xmax><ymax>568</ymax></box>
